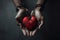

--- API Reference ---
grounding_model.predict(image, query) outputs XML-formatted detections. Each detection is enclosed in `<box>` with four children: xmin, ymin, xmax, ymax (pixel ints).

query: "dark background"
<box><xmin>0</xmin><ymin>0</ymin><xmax>60</xmax><ymax>40</ymax></box>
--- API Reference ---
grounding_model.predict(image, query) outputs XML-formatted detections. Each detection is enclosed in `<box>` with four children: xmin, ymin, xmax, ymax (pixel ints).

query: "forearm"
<box><xmin>35</xmin><ymin>0</ymin><xmax>46</xmax><ymax>12</ymax></box>
<box><xmin>13</xmin><ymin>0</ymin><xmax>24</xmax><ymax>9</ymax></box>
<box><xmin>36</xmin><ymin>0</ymin><xmax>44</xmax><ymax>5</ymax></box>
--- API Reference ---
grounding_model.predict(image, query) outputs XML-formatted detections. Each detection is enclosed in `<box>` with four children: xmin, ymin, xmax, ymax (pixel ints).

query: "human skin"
<box><xmin>13</xmin><ymin>0</ymin><xmax>44</xmax><ymax>36</ymax></box>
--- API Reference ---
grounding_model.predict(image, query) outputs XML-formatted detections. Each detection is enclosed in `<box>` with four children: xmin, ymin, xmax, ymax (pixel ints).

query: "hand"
<box><xmin>15</xmin><ymin>8</ymin><xmax>30</xmax><ymax>36</ymax></box>
<box><xmin>29</xmin><ymin>7</ymin><xmax>44</xmax><ymax>36</ymax></box>
<box><xmin>19</xmin><ymin>23</ymin><xmax>30</xmax><ymax>36</ymax></box>
<box><xmin>15</xmin><ymin>8</ymin><xmax>28</xmax><ymax>19</ymax></box>
<box><xmin>38</xmin><ymin>16</ymin><xmax>44</xmax><ymax>29</ymax></box>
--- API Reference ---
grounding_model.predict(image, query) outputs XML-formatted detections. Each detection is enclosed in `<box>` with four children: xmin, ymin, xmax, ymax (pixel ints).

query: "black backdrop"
<box><xmin>0</xmin><ymin>0</ymin><xmax>60</xmax><ymax>40</ymax></box>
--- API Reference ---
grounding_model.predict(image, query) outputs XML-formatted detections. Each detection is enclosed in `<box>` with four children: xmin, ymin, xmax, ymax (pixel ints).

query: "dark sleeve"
<box><xmin>13</xmin><ymin>0</ymin><xmax>25</xmax><ymax>12</ymax></box>
<box><xmin>35</xmin><ymin>0</ymin><xmax>47</xmax><ymax>11</ymax></box>
<box><xmin>12</xmin><ymin>0</ymin><xmax>23</xmax><ymax>7</ymax></box>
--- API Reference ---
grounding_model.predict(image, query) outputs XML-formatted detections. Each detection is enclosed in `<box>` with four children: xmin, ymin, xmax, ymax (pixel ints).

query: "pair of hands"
<box><xmin>16</xmin><ymin>7</ymin><xmax>44</xmax><ymax>36</ymax></box>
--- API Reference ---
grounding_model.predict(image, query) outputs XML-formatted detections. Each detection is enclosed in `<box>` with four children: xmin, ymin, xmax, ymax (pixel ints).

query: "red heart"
<box><xmin>22</xmin><ymin>16</ymin><xmax>37</xmax><ymax>30</ymax></box>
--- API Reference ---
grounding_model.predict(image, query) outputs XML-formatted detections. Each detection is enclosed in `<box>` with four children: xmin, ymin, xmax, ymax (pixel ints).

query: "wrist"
<box><xmin>35</xmin><ymin>4</ymin><xmax>43</xmax><ymax>11</ymax></box>
<box><xmin>16</xmin><ymin>6</ymin><xmax>28</xmax><ymax>12</ymax></box>
<box><xmin>17</xmin><ymin>6</ymin><xmax>28</xmax><ymax>11</ymax></box>
<box><xmin>17</xmin><ymin>6</ymin><xmax>25</xmax><ymax>9</ymax></box>
<box><xmin>35</xmin><ymin>7</ymin><xmax>41</xmax><ymax>10</ymax></box>
<box><xmin>35</xmin><ymin>4</ymin><xmax>42</xmax><ymax>8</ymax></box>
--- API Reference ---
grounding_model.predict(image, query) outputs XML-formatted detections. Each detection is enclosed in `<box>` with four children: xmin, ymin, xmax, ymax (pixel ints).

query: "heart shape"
<box><xmin>22</xmin><ymin>16</ymin><xmax>37</xmax><ymax>30</ymax></box>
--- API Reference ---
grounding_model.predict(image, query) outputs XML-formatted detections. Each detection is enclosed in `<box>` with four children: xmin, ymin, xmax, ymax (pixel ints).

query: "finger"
<box><xmin>35</xmin><ymin>10</ymin><xmax>41</xmax><ymax>21</ymax></box>
<box><xmin>31</xmin><ymin>10</ymin><xmax>35</xmax><ymax>16</ymax></box>
<box><xmin>38</xmin><ymin>22</ymin><xmax>43</xmax><ymax>29</ymax></box>
<box><xmin>15</xmin><ymin>9</ymin><xmax>25</xmax><ymax>18</ymax></box>
<box><xmin>32</xmin><ymin>29</ymin><xmax>37</xmax><ymax>36</ymax></box>
<box><xmin>19</xmin><ymin>23</ymin><xmax>22</xmax><ymax>29</ymax></box>
<box><xmin>21</xmin><ymin>29</ymin><xmax>26</xmax><ymax>36</ymax></box>
<box><xmin>38</xmin><ymin>16</ymin><xmax>44</xmax><ymax>29</ymax></box>
<box><xmin>26</xmin><ymin>29</ymin><xmax>29</xmax><ymax>36</ymax></box>
<box><xmin>30</xmin><ymin>31</ymin><xmax>32</xmax><ymax>36</ymax></box>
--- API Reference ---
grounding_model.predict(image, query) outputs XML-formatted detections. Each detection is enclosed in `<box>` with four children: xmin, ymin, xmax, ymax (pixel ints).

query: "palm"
<box><xmin>29</xmin><ymin>8</ymin><xmax>44</xmax><ymax>36</ymax></box>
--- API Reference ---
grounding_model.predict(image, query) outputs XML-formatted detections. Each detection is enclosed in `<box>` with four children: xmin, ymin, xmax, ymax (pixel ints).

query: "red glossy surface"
<box><xmin>22</xmin><ymin>16</ymin><xmax>37</xmax><ymax>30</ymax></box>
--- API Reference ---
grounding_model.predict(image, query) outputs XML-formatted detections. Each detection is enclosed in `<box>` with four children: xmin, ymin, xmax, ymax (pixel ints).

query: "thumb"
<box><xmin>38</xmin><ymin>25</ymin><xmax>41</xmax><ymax>29</ymax></box>
<box><xmin>31</xmin><ymin>10</ymin><xmax>35</xmax><ymax>16</ymax></box>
